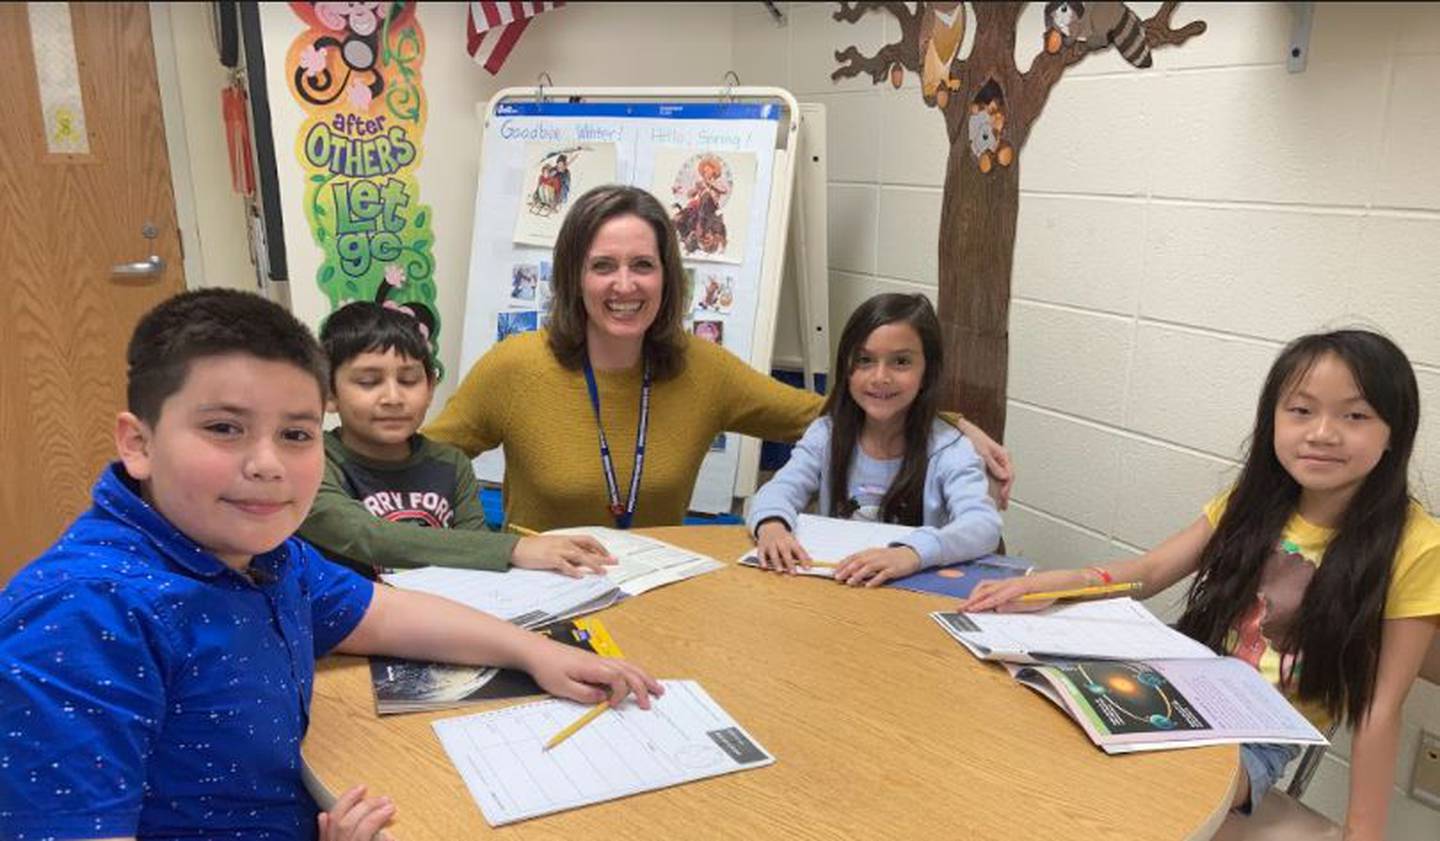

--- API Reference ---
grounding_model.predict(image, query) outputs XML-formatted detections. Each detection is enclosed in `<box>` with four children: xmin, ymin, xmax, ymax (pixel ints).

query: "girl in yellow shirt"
<box><xmin>964</xmin><ymin>329</ymin><xmax>1439</xmax><ymax>839</ymax></box>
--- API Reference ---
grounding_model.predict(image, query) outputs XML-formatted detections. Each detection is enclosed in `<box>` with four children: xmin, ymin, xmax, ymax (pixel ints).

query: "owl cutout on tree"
<box><xmin>917</xmin><ymin>2</ymin><xmax>966</xmax><ymax>107</ymax></box>
<box><xmin>833</xmin><ymin>2</ymin><xmax>1205</xmax><ymax>440</ymax></box>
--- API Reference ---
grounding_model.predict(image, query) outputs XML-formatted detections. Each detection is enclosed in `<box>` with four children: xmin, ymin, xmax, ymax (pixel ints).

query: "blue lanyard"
<box><xmin>581</xmin><ymin>356</ymin><xmax>651</xmax><ymax>529</ymax></box>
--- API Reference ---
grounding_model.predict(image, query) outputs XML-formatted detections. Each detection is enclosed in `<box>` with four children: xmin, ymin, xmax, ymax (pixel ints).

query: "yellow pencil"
<box><xmin>508</xmin><ymin>523</ymin><xmax>542</xmax><ymax>537</ymax></box>
<box><xmin>543</xmin><ymin>700</ymin><xmax>611</xmax><ymax>751</ymax></box>
<box><xmin>1016</xmin><ymin>581</ymin><xmax>1142</xmax><ymax>603</ymax></box>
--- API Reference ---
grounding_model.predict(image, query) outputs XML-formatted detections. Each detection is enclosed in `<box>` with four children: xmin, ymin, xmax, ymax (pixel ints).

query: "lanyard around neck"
<box><xmin>581</xmin><ymin>356</ymin><xmax>651</xmax><ymax>530</ymax></box>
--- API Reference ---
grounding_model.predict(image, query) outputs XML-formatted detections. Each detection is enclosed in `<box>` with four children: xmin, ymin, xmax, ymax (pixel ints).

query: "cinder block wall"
<box><xmin>736</xmin><ymin>2</ymin><xmax>1440</xmax><ymax>832</ymax></box>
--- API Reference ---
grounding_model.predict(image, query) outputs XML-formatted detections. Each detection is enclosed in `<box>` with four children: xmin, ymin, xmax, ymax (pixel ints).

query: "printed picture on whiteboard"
<box><xmin>514</xmin><ymin>142</ymin><xmax>617</xmax><ymax>247</ymax></box>
<box><xmin>510</xmin><ymin>263</ymin><xmax>540</xmax><ymax>305</ymax></box>
<box><xmin>692</xmin><ymin>319</ymin><xmax>724</xmax><ymax>346</ymax></box>
<box><xmin>497</xmin><ymin>310</ymin><xmax>538</xmax><ymax>342</ymax></box>
<box><xmin>683</xmin><ymin>267</ymin><xmax>697</xmax><ymax>313</ymax></box>
<box><xmin>537</xmin><ymin>261</ymin><xmax>554</xmax><ymax>316</ymax></box>
<box><xmin>653</xmin><ymin>148</ymin><xmax>755</xmax><ymax>264</ymax></box>
<box><xmin>694</xmin><ymin>270</ymin><xmax>735</xmax><ymax>315</ymax></box>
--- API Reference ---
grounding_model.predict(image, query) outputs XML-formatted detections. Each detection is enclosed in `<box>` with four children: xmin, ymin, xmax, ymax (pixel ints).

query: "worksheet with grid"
<box><xmin>432</xmin><ymin>680</ymin><xmax>773</xmax><ymax>826</ymax></box>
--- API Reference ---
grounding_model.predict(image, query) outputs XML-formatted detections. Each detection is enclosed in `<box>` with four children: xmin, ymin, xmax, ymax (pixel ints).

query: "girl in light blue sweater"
<box><xmin>747</xmin><ymin>293</ymin><xmax>1001</xmax><ymax>586</ymax></box>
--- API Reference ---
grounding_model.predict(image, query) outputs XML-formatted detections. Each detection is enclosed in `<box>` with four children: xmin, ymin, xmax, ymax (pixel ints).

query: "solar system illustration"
<box><xmin>1054</xmin><ymin>661</ymin><xmax>1210</xmax><ymax>735</ymax></box>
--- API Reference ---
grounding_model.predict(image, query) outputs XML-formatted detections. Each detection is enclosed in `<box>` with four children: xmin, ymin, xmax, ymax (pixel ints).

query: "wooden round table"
<box><xmin>304</xmin><ymin>526</ymin><xmax>1238</xmax><ymax>839</ymax></box>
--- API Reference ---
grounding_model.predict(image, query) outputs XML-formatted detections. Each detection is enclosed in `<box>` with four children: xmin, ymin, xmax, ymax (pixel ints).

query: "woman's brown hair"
<box><xmin>546</xmin><ymin>185</ymin><xmax>689</xmax><ymax>380</ymax></box>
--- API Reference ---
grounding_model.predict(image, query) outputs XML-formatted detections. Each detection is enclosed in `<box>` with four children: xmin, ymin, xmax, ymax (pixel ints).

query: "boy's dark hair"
<box><xmin>127</xmin><ymin>289</ymin><xmax>328</xmax><ymax>425</ymax></box>
<box><xmin>822</xmin><ymin>293</ymin><xmax>945</xmax><ymax>527</ymax></box>
<box><xmin>547</xmin><ymin>184</ymin><xmax>689</xmax><ymax>381</ymax></box>
<box><xmin>319</xmin><ymin>301</ymin><xmax>436</xmax><ymax>389</ymax></box>
<box><xmin>1176</xmin><ymin>329</ymin><xmax>1420</xmax><ymax>727</ymax></box>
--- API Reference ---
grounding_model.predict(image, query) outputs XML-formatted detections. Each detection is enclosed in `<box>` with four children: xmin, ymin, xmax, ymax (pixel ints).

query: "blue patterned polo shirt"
<box><xmin>0</xmin><ymin>463</ymin><xmax>373</xmax><ymax>839</ymax></box>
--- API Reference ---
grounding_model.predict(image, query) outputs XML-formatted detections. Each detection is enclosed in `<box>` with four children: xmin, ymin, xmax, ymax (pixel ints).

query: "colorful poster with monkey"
<box><xmin>651</xmin><ymin>148</ymin><xmax>756</xmax><ymax>264</ymax></box>
<box><xmin>513</xmin><ymin>142</ymin><xmax>618</xmax><ymax>247</ymax></box>
<box><xmin>286</xmin><ymin>1</ymin><xmax>442</xmax><ymax>375</ymax></box>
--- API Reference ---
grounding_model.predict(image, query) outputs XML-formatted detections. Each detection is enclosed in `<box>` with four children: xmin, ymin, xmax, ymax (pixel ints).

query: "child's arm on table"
<box><xmin>748</xmin><ymin>419</ymin><xmax>827</xmax><ymax>573</ymax></box>
<box><xmin>335</xmin><ymin>583</ymin><xmax>662</xmax><ymax>707</ymax></box>
<box><xmin>959</xmin><ymin>514</ymin><xmax>1213</xmax><ymax>612</ymax></box>
<box><xmin>835</xmin><ymin>436</ymin><xmax>1001</xmax><ymax>588</ymax></box>
<box><xmin>302</xmin><ymin>458</ymin><xmax>518</xmax><ymax>573</ymax></box>
<box><xmin>1343</xmin><ymin>615</ymin><xmax>1438</xmax><ymax>841</ymax></box>
<box><xmin>450</xmin><ymin>451</ymin><xmax>614</xmax><ymax>577</ymax></box>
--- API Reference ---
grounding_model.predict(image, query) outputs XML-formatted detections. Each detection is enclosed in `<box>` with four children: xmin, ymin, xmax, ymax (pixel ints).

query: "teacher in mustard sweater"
<box><xmin>425</xmin><ymin>185</ymin><xmax>1010</xmax><ymax>531</ymax></box>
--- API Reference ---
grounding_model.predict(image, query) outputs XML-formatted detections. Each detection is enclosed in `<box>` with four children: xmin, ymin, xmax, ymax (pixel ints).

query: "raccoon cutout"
<box><xmin>966</xmin><ymin>81</ymin><xmax>1013</xmax><ymax>174</ymax></box>
<box><xmin>1043</xmin><ymin>1</ymin><xmax>1153</xmax><ymax>69</ymax></box>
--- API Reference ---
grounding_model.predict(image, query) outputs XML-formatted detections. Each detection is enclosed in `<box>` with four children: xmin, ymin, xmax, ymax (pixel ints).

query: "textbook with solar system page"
<box><xmin>930</xmin><ymin>597</ymin><xmax>1217</xmax><ymax>664</ymax></box>
<box><xmin>931</xmin><ymin>599</ymin><xmax>1327</xmax><ymax>752</ymax></box>
<box><xmin>1004</xmin><ymin>656</ymin><xmax>1328</xmax><ymax>754</ymax></box>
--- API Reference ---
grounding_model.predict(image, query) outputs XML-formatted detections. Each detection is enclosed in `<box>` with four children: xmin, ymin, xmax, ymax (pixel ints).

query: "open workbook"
<box><xmin>383</xmin><ymin>528</ymin><xmax>723</xmax><ymax>629</ymax></box>
<box><xmin>432</xmin><ymin>680</ymin><xmax>774</xmax><ymax>826</ymax></box>
<box><xmin>737</xmin><ymin>514</ymin><xmax>1030</xmax><ymax>597</ymax></box>
<box><xmin>932</xmin><ymin>599</ymin><xmax>1328</xmax><ymax>754</ymax></box>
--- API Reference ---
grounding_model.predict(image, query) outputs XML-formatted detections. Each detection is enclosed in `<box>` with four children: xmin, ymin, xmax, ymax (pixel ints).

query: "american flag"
<box><xmin>466</xmin><ymin>2</ymin><xmax>564</xmax><ymax>75</ymax></box>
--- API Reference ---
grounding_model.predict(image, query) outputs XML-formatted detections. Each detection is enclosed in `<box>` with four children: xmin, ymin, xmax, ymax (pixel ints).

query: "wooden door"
<box><xmin>0</xmin><ymin>3</ymin><xmax>185</xmax><ymax>580</ymax></box>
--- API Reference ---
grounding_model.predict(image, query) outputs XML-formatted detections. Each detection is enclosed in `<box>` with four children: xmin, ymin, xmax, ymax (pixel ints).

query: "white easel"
<box><xmin>788</xmin><ymin>102</ymin><xmax>830</xmax><ymax>395</ymax></box>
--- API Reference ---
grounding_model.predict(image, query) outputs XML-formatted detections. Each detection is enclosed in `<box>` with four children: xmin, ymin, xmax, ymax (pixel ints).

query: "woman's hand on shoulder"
<box><xmin>318</xmin><ymin>784</ymin><xmax>397</xmax><ymax>841</ymax></box>
<box><xmin>834</xmin><ymin>546</ymin><xmax>921</xmax><ymax>588</ymax></box>
<box><xmin>953</xmin><ymin>417</ymin><xmax>1013</xmax><ymax>510</ymax></box>
<box><xmin>524</xmin><ymin>639</ymin><xmax>664</xmax><ymax>710</ymax></box>
<box><xmin>511</xmin><ymin>535</ymin><xmax>617</xmax><ymax>577</ymax></box>
<box><xmin>755</xmin><ymin>519</ymin><xmax>811</xmax><ymax>573</ymax></box>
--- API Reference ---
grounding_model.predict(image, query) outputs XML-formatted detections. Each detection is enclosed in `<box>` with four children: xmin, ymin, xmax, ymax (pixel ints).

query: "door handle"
<box><xmin>111</xmin><ymin>255</ymin><xmax>165</xmax><ymax>278</ymax></box>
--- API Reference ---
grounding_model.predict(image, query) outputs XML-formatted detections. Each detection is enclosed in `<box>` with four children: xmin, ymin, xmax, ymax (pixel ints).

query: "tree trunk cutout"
<box><xmin>834</xmin><ymin>2</ymin><xmax>1205</xmax><ymax>441</ymax></box>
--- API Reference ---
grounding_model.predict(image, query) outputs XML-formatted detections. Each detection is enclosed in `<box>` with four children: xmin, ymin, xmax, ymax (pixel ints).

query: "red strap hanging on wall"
<box><xmin>222</xmin><ymin>83</ymin><xmax>255</xmax><ymax>196</ymax></box>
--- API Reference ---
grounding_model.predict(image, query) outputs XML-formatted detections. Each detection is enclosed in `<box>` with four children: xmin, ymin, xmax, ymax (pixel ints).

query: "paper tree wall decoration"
<box><xmin>834</xmin><ymin>2</ymin><xmax>1205</xmax><ymax>439</ymax></box>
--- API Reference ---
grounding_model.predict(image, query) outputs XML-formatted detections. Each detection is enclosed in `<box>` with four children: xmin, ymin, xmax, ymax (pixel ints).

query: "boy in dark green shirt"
<box><xmin>300</xmin><ymin>303</ymin><xmax>614</xmax><ymax>579</ymax></box>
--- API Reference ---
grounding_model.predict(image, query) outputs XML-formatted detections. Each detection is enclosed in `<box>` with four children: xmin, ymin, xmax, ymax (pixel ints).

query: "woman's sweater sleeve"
<box><xmin>746</xmin><ymin>417</ymin><xmax>830</xmax><ymax>536</ymax></box>
<box><xmin>893</xmin><ymin>436</ymin><xmax>1003</xmax><ymax>568</ymax></box>
<box><xmin>712</xmin><ymin>344</ymin><xmax>824</xmax><ymax>443</ymax></box>
<box><xmin>423</xmin><ymin>343</ymin><xmax>511</xmax><ymax>458</ymax></box>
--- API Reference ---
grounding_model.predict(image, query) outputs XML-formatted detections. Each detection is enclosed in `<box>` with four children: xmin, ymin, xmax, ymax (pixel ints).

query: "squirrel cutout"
<box><xmin>966</xmin><ymin>80</ymin><xmax>1013</xmax><ymax>174</ymax></box>
<box><xmin>1043</xmin><ymin>1</ymin><xmax>1153</xmax><ymax>68</ymax></box>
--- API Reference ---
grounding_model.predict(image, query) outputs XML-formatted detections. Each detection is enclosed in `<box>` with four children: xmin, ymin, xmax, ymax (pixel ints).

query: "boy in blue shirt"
<box><xmin>0</xmin><ymin>290</ymin><xmax>660</xmax><ymax>840</ymax></box>
<box><xmin>300</xmin><ymin>302</ymin><xmax>614</xmax><ymax>579</ymax></box>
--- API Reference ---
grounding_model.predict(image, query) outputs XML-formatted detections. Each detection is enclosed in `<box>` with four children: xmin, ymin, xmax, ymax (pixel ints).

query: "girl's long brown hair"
<box><xmin>824</xmin><ymin>294</ymin><xmax>944</xmax><ymax>525</ymax></box>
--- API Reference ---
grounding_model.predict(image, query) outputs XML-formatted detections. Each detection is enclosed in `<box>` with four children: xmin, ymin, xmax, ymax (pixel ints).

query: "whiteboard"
<box><xmin>459</xmin><ymin>87</ymin><xmax>799</xmax><ymax>514</ymax></box>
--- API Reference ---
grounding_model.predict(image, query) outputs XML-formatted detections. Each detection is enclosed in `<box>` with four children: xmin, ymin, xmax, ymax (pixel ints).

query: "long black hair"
<box><xmin>823</xmin><ymin>294</ymin><xmax>944</xmax><ymax>526</ymax></box>
<box><xmin>1175</xmin><ymin>330</ymin><xmax>1420</xmax><ymax>726</ymax></box>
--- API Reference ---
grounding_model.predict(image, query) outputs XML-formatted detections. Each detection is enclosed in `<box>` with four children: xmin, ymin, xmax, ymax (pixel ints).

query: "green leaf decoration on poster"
<box><xmin>287</xmin><ymin>1</ymin><xmax>443</xmax><ymax>380</ymax></box>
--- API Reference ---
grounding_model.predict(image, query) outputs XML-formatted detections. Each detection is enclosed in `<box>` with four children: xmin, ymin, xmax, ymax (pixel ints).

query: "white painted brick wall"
<box><xmin>734</xmin><ymin>2</ymin><xmax>1440</xmax><ymax>832</ymax></box>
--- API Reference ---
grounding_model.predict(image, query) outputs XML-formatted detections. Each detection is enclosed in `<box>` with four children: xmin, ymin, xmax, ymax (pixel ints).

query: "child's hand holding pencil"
<box><xmin>507</xmin><ymin>523</ymin><xmax>616</xmax><ymax>577</ymax></box>
<box><xmin>958</xmin><ymin>568</ymin><xmax>1140</xmax><ymax>613</ymax></box>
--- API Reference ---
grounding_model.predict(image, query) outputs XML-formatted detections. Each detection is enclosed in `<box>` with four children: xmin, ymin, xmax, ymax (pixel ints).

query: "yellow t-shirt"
<box><xmin>1202</xmin><ymin>494</ymin><xmax>1440</xmax><ymax>729</ymax></box>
